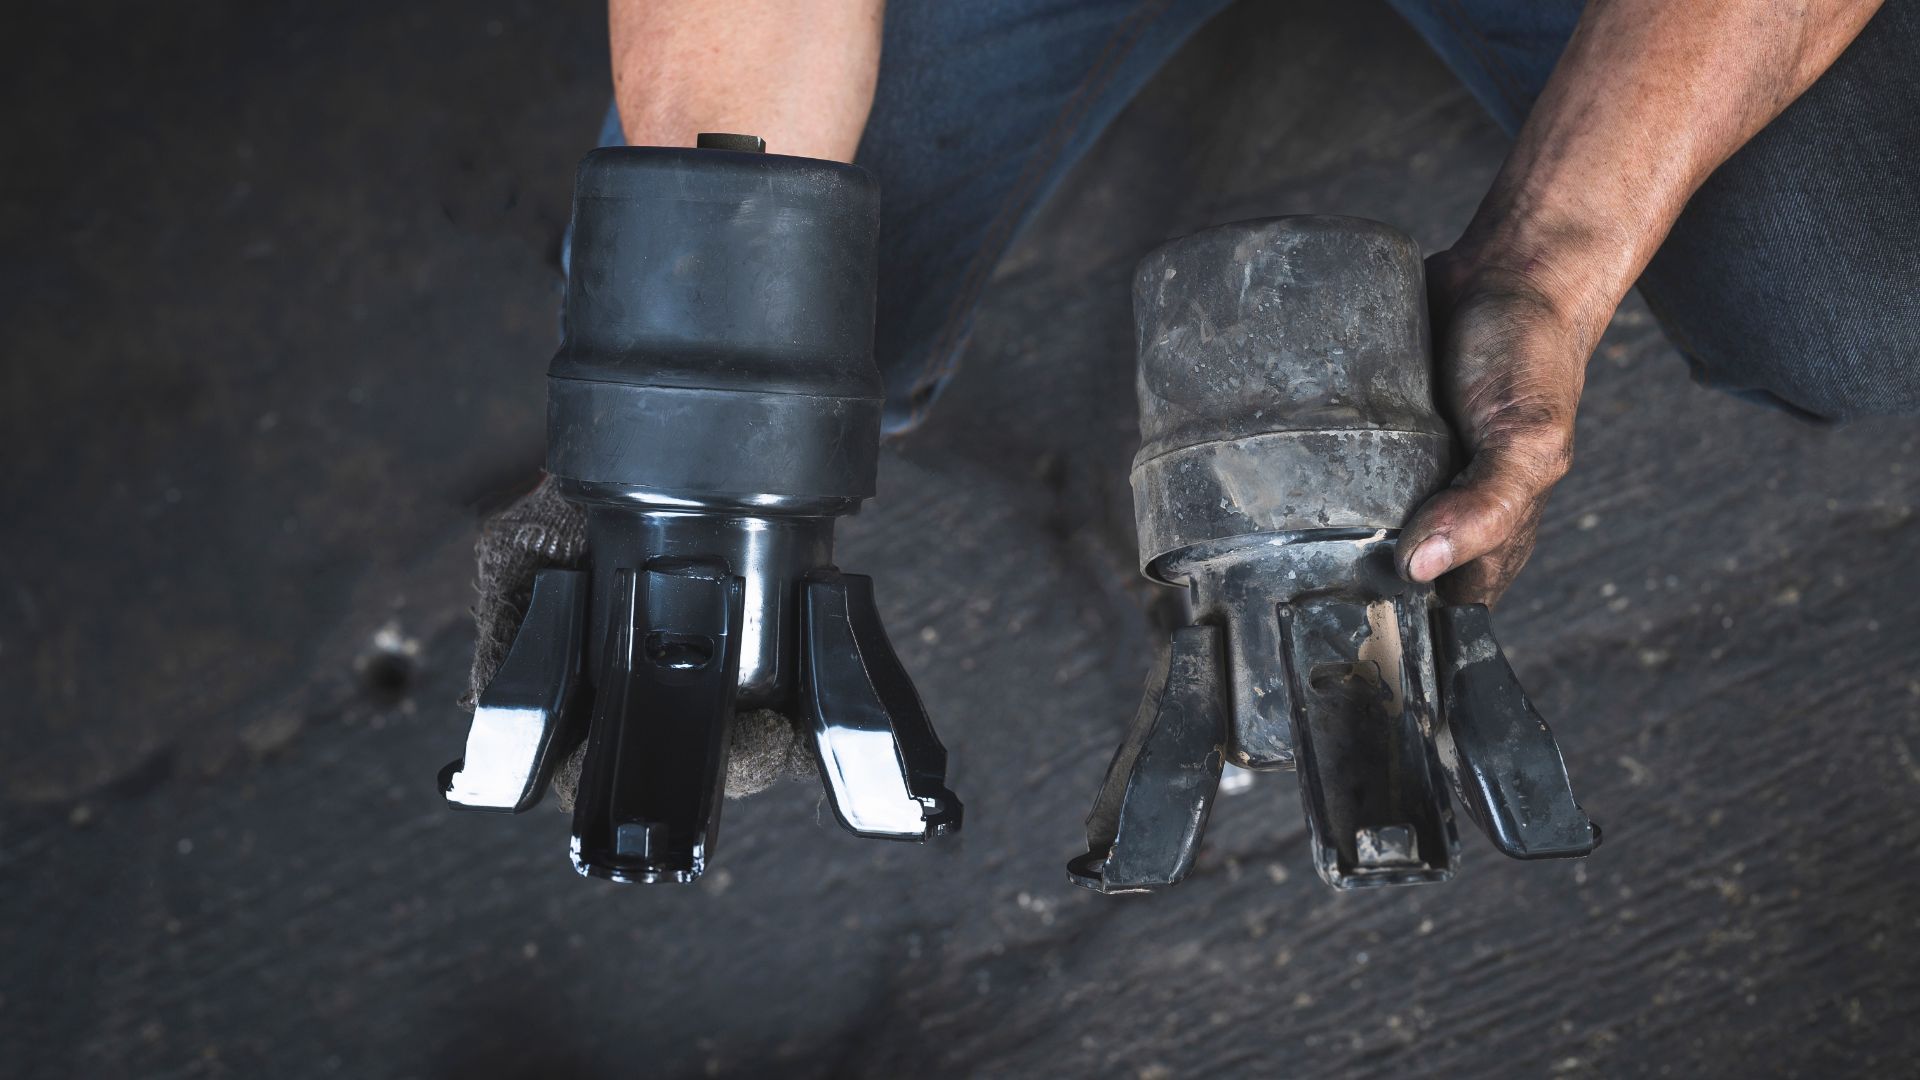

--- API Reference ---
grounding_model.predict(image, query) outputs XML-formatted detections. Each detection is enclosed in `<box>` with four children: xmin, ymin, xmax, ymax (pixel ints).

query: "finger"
<box><xmin>467</xmin><ymin>473</ymin><xmax>589</xmax><ymax>711</ymax></box>
<box><xmin>1434</xmin><ymin>500</ymin><xmax>1545</xmax><ymax>607</ymax></box>
<box><xmin>1397</xmin><ymin>425</ymin><xmax>1570</xmax><ymax>585</ymax></box>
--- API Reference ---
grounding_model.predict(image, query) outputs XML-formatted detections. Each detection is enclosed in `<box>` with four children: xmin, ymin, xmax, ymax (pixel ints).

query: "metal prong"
<box><xmin>1432</xmin><ymin>603</ymin><xmax>1601</xmax><ymax>860</ymax></box>
<box><xmin>569</xmin><ymin>560</ymin><xmax>743</xmax><ymax>884</ymax></box>
<box><xmin>1069</xmin><ymin>624</ymin><xmax>1227</xmax><ymax>894</ymax></box>
<box><xmin>442</xmin><ymin>568</ymin><xmax>588</xmax><ymax>813</ymax></box>
<box><xmin>1279</xmin><ymin>597</ymin><xmax>1457</xmax><ymax>889</ymax></box>
<box><xmin>798</xmin><ymin>570</ymin><xmax>961</xmax><ymax>841</ymax></box>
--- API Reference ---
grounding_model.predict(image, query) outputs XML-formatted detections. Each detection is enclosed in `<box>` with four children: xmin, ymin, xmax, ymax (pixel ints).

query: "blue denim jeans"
<box><xmin>599</xmin><ymin>0</ymin><xmax>1920</xmax><ymax>431</ymax></box>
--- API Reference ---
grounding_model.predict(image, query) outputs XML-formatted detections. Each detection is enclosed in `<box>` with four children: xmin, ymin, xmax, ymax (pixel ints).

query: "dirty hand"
<box><xmin>1395</xmin><ymin>252</ymin><xmax>1594</xmax><ymax>608</ymax></box>
<box><xmin>464</xmin><ymin>473</ymin><xmax>812</xmax><ymax>803</ymax></box>
<box><xmin>1389</xmin><ymin>0</ymin><xmax>1887</xmax><ymax>606</ymax></box>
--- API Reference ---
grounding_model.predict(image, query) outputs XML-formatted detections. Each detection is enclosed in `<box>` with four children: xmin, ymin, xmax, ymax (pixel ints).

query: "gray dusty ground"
<box><xmin>4</xmin><ymin>1</ymin><xmax>1918</xmax><ymax>1078</ymax></box>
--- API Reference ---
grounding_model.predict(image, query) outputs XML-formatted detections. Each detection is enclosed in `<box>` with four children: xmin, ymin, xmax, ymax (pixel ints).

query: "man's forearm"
<box><xmin>1451</xmin><ymin>0</ymin><xmax>1884</xmax><ymax>341</ymax></box>
<box><xmin>609</xmin><ymin>0</ymin><xmax>885</xmax><ymax>162</ymax></box>
<box><xmin>1399</xmin><ymin>0</ymin><xmax>1885</xmax><ymax>600</ymax></box>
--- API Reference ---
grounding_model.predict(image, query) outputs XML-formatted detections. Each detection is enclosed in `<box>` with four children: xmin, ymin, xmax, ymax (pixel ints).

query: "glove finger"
<box><xmin>464</xmin><ymin>474</ymin><xmax>588</xmax><ymax>711</ymax></box>
<box><xmin>726</xmin><ymin>709</ymin><xmax>818</xmax><ymax>796</ymax></box>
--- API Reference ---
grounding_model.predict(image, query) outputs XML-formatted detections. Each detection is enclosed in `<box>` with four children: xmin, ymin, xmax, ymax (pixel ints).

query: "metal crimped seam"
<box><xmin>1128</xmin><ymin>428</ymin><xmax>1454</xmax><ymax>572</ymax></box>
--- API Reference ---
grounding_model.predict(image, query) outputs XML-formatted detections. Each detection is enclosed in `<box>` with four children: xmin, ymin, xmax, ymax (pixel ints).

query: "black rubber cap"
<box><xmin>553</xmin><ymin>146</ymin><xmax>882</xmax><ymax>400</ymax></box>
<box><xmin>545</xmin><ymin>145</ymin><xmax>886</xmax><ymax>502</ymax></box>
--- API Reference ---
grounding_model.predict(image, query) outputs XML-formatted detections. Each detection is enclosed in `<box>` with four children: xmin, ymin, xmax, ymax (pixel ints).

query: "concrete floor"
<box><xmin>4</xmin><ymin>1</ymin><xmax>1918</xmax><ymax>1077</ymax></box>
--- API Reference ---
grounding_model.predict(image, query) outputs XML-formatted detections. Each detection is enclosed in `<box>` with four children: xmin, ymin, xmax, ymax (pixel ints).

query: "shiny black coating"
<box><xmin>447</xmin><ymin>139</ymin><xmax>961</xmax><ymax>886</ymax></box>
<box><xmin>555</xmin><ymin>146</ymin><xmax>881</xmax><ymax>399</ymax></box>
<box><xmin>547</xmin><ymin>146</ymin><xmax>884</xmax><ymax>502</ymax></box>
<box><xmin>440</xmin><ymin>568</ymin><xmax>589</xmax><ymax>813</ymax></box>
<box><xmin>569</xmin><ymin>560</ymin><xmax>743</xmax><ymax>885</ymax></box>
<box><xmin>800</xmin><ymin>571</ymin><xmax>962</xmax><ymax>841</ymax></box>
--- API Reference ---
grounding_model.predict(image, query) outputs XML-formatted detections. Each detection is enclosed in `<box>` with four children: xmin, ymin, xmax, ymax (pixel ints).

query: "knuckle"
<box><xmin>1485</xmin><ymin>414</ymin><xmax>1575</xmax><ymax>484</ymax></box>
<box><xmin>1531</xmin><ymin>430</ymin><xmax>1574</xmax><ymax>482</ymax></box>
<box><xmin>1482</xmin><ymin>487</ymin><xmax>1533</xmax><ymax>530</ymax></box>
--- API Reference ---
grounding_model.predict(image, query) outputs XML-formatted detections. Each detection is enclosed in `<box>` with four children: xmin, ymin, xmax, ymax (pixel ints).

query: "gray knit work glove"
<box><xmin>463</xmin><ymin>474</ymin><xmax>813</xmax><ymax>806</ymax></box>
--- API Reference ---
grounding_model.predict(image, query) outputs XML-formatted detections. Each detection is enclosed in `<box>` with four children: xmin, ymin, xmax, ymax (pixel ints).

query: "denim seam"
<box><xmin>902</xmin><ymin>0</ymin><xmax>1177</xmax><ymax>430</ymax></box>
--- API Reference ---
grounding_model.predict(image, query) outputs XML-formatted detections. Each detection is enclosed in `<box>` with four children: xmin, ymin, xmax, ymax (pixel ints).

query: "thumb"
<box><xmin>1397</xmin><ymin>426</ymin><xmax>1570</xmax><ymax>583</ymax></box>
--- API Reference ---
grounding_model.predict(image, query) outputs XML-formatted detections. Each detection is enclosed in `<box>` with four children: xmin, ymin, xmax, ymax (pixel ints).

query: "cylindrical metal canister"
<box><xmin>1130</xmin><ymin>217</ymin><xmax>1453</xmax><ymax>770</ymax></box>
<box><xmin>1130</xmin><ymin>216</ymin><xmax>1453</xmax><ymax>575</ymax></box>
<box><xmin>547</xmin><ymin>145</ymin><xmax>885</xmax><ymax>709</ymax></box>
<box><xmin>548</xmin><ymin>146</ymin><xmax>883</xmax><ymax>506</ymax></box>
<box><xmin>446</xmin><ymin>140</ymin><xmax>961</xmax><ymax>888</ymax></box>
<box><xmin>1077</xmin><ymin>216</ymin><xmax>1598</xmax><ymax>894</ymax></box>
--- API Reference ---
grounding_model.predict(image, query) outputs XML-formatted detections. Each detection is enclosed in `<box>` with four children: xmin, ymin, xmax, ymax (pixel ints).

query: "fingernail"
<box><xmin>1408</xmin><ymin>536</ymin><xmax>1453</xmax><ymax>581</ymax></box>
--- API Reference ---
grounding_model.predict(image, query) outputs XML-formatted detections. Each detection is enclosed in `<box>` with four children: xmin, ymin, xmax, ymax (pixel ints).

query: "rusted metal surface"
<box><xmin>1092</xmin><ymin>216</ymin><xmax>1593</xmax><ymax>890</ymax></box>
<box><xmin>1129</xmin><ymin>217</ymin><xmax>1454</xmax><ymax>565</ymax></box>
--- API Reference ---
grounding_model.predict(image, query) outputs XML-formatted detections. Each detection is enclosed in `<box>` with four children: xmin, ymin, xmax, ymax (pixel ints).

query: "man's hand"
<box><xmin>1396</xmin><ymin>255</ymin><xmax>1588</xmax><ymax>606</ymax></box>
<box><xmin>1396</xmin><ymin>0</ymin><xmax>1884</xmax><ymax>605</ymax></box>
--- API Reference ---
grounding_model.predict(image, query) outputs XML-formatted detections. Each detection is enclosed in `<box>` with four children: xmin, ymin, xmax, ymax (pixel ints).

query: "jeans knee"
<box><xmin>1644</xmin><ymin>279</ymin><xmax>1920</xmax><ymax>423</ymax></box>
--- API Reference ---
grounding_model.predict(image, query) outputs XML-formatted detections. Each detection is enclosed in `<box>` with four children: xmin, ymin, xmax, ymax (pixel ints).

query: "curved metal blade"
<box><xmin>442</xmin><ymin>568</ymin><xmax>588</xmax><ymax>813</ymax></box>
<box><xmin>1432</xmin><ymin>603</ymin><xmax>1601</xmax><ymax>860</ymax></box>
<box><xmin>798</xmin><ymin>570</ymin><xmax>961</xmax><ymax>841</ymax></box>
<box><xmin>1069</xmin><ymin>624</ymin><xmax>1227</xmax><ymax>894</ymax></box>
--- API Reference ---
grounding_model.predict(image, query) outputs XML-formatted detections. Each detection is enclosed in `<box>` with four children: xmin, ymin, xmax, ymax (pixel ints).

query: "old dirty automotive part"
<box><xmin>442</xmin><ymin>135</ymin><xmax>961</xmax><ymax>884</ymax></box>
<box><xmin>1069</xmin><ymin>216</ymin><xmax>1599</xmax><ymax>894</ymax></box>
